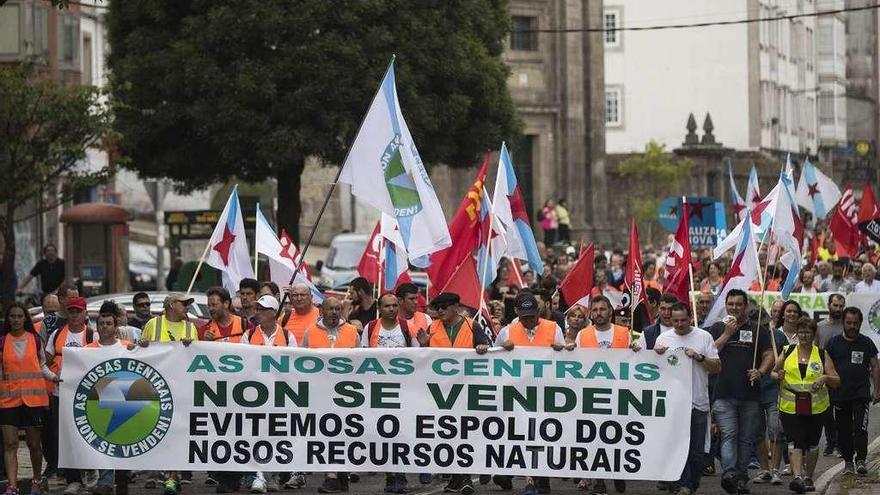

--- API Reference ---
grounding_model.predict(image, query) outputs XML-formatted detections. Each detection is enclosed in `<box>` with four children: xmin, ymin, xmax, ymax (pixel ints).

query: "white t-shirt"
<box><xmin>241</xmin><ymin>327</ymin><xmax>298</xmax><ymax>347</ymax></box>
<box><xmin>854</xmin><ymin>280</ymin><xmax>880</xmax><ymax>293</ymax></box>
<box><xmin>594</xmin><ymin>328</ymin><xmax>614</xmax><ymax>348</ymax></box>
<box><xmin>45</xmin><ymin>328</ymin><xmax>94</xmax><ymax>357</ymax></box>
<box><xmin>361</xmin><ymin>323</ymin><xmax>420</xmax><ymax>348</ymax></box>
<box><xmin>654</xmin><ymin>327</ymin><xmax>719</xmax><ymax>412</ymax></box>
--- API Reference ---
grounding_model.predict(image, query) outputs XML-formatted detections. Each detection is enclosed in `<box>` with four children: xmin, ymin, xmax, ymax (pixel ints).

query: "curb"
<box><xmin>816</xmin><ymin>435</ymin><xmax>880</xmax><ymax>495</ymax></box>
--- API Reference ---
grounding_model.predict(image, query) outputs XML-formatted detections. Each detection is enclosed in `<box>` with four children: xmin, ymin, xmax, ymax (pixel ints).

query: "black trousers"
<box><xmin>833</xmin><ymin>400</ymin><xmax>870</xmax><ymax>463</ymax></box>
<box><xmin>42</xmin><ymin>396</ymin><xmax>59</xmax><ymax>471</ymax></box>
<box><xmin>823</xmin><ymin>403</ymin><xmax>837</xmax><ymax>450</ymax></box>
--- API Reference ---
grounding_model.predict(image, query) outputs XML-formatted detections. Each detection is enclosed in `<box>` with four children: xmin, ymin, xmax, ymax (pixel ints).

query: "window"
<box><xmin>805</xmin><ymin>27</ymin><xmax>814</xmax><ymax>69</ymax></box>
<box><xmin>605</xmin><ymin>87</ymin><xmax>622</xmax><ymax>127</ymax></box>
<box><xmin>82</xmin><ymin>35</ymin><xmax>92</xmax><ymax>85</ymax></box>
<box><xmin>0</xmin><ymin>4</ymin><xmax>20</xmax><ymax>55</ymax></box>
<box><xmin>58</xmin><ymin>13</ymin><xmax>79</xmax><ymax>65</ymax></box>
<box><xmin>604</xmin><ymin>9</ymin><xmax>621</xmax><ymax>47</ymax></box>
<box><xmin>510</xmin><ymin>16</ymin><xmax>538</xmax><ymax>51</ymax></box>
<box><xmin>819</xmin><ymin>91</ymin><xmax>834</xmax><ymax>125</ymax></box>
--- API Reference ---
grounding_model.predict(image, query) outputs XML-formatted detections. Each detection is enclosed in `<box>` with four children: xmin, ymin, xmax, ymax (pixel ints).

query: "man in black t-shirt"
<box><xmin>345</xmin><ymin>277</ymin><xmax>378</xmax><ymax>329</ymax></box>
<box><xmin>707</xmin><ymin>289</ymin><xmax>774</xmax><ymax>494</ymax></box>
<box><xmin>17</xmin><ymin>243</ymin><xmax>65</xmax><ymax>297</ymax></box>
<box><xmin>826</xmin><ymin>307</ymin><xmax>880</xmax><ymax>475</ymax></box>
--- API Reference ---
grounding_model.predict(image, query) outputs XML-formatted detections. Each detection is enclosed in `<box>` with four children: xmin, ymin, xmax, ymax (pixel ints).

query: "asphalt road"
<box><xmin>18</xmin><ymin>402</ymin><xmax>876</xmax><ymax>495</ymax></box>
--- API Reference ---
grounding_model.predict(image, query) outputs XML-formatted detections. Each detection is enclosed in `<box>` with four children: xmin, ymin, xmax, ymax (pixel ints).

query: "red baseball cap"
<box><xmin>65</xmin><ymin>296</ymin><xmax>87</xmax><ymax>311</ymax></box>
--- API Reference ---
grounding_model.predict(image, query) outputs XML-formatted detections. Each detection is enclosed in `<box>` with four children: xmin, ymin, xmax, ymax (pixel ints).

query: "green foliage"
<box><xmin>106</xmin><ymin>0</ymin><xmax>520</xmax><ymax>236</ymax></box>
<box><xmin>618</xmin><ymin>140</ymin><xmax>692</xmax><ymax>236</ymax></box>
<box><xmin>0</xmin><ymin>61</ymin><xmax>115</xmax><ymax>300</ymax></box>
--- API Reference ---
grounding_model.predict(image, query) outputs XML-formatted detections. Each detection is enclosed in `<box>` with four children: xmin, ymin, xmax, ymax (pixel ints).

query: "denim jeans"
<box><xmin>677</xmin><ymin>408</ymin><xmax>709</xmax><ymax>492</ymax></box>
<box><xmin>714</xmin><ymin>398</ymin><xmax>761</xmax><ymax>481</ymax></box>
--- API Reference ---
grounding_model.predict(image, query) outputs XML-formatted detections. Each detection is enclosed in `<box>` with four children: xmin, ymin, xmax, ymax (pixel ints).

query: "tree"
<box><xmin>618</xmin><ymin>140</ymin><xmax>692</xmax><ymax>241</ymax></box>
<box><xmin>106</xmin><ymin>0</ymin><xmax>520</xmax><ymax>241</ymax></box>
<box><xmin>0</xmin><ymin>62</ymin><xmax>114</xmax><ymax>301</ymax></box>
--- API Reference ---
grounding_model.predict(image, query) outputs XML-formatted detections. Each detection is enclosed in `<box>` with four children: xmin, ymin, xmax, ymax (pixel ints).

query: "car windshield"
<box><xmin>326</xmin><ymin>240</ymin><xmax>366</xmax><ymax>269</ymax></box>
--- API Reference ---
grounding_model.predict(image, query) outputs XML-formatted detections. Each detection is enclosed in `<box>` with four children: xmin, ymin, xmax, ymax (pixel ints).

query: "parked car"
<box><xmin>319</xmin><ymin>233</ymin><xmax>369</xmax><ymax>289</ymax></box>
<box><xmin>28</xmin><ymin>291</ymin><xmax>210</xmax><ymax>328</ymax></box>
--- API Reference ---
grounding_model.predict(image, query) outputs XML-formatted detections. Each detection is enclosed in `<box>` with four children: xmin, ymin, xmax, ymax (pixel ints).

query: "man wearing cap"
<box><xmin>416</xmin><ymin>292</ymin><xmax>489</xmax><ymax>494</ymax></box>
<box><xmin>45</xmin><ymin>296</ymin><xmax>96</xmax><ymax>494</ymax></box>
<box><xmin>495</xmin><ymin>292</ymin><xmax>570</xmax><ymax>495</ymax></box>
<box><xmin>240</xmin><ymin>295</ymin><xmax>298</xmax><ymax>493</ymax></box>
<box><xmin>242</xmin><ymin>295</ymin><xmax>297</xmax><ymax>348</ymax></box>
<box><xmin>139</xmin><ymin>293</ymin><xmax>198</xmax><ymax>343</ymax></box>
<box><xmin>278</xmin><ymin>283</ymin><xmax>320</xmax><ymax>345</ymax></box>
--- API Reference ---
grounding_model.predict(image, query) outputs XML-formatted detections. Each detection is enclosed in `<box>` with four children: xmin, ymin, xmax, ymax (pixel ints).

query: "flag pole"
<box><xmin>377</xmin><ymin>232</ymin><xmax>385</xmax><ymax>320</ymax></box>
<box><xmin>752</xmin><ymin>214</ymin><xmax>777</xmax><ymax>376</ymax></box>
<box><xmin>276</xmin><ymin>55</ymin><xmax>397</xmax><ymax>317</ymax></box>
<box><xmin>683</xmin><ymin>197</ymin><xmax>699</xmax><ymax>328</ymax></box>
<box><xmin>185</xmin><ymin>241</ymin><xmax>212</xmax><ymax>297</ymax></box>
<box><xmin>254</xmin><ymin>202</ymin><xmax>261</xmax><ymax>277</ymax></box>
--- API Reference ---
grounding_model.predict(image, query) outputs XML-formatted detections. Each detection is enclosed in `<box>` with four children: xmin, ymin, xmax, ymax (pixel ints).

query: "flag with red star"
<box><xmin>746</xmin><ymin>164</ymin><xmax>762</xmax><ymax>210</ymax></box>
<box><xmin>795</xmin><ymin>159</ymin><xmax>841</xmax><ymax>219</ymax></box>
<box><xmin>704</xmin><ymin>211</ymin><xmax>760</xmax><ymax>326</ymax></box>
<box><xmin>206</xmin><ymin>186</ymin><xmax>254</xmax><ymax>293</ymax></box>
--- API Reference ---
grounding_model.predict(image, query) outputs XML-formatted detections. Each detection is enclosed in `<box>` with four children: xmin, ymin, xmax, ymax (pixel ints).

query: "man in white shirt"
<box><xmin>654</xmin><ymin>303</ymin><xmax>721</xmax><ymax>495</ymax></box>
<box><xmin>361</xmin><ymin>294</ymin><xmax>418</xmax><ymax>349</ymax></box>
<box><xmin>853</xmin><ymin>263</ymin><xmax>879</xmax><ymax>293</ymax></box>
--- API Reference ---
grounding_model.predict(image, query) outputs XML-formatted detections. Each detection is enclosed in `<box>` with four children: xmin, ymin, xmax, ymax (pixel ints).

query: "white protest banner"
<box><xmin>60</xmin><ymin>344</ymin><xmax>692</xmax><ymax>480</ymax></box>
<box><xmin>747</xmin><ymin>291</ymin><xmax>832</xmax><ymax>320</ymax></box>
<box><xmin>848</xmin><ymin>293</ymin><xmax>880</xmax><ymax>347</ymax></box>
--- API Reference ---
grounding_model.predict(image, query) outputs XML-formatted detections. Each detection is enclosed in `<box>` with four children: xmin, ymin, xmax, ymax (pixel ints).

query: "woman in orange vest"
<box><xmin>0</xmin><ymin>302</ymin><xmax>59</xmax><ymax>495</ymax></box>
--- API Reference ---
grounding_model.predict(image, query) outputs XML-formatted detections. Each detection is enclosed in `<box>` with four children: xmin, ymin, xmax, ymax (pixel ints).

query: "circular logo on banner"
<box><xmin>868</xmin><ymin>299</ymin><xmax>880</xmax><ymax>335</ymax></box>
<box><xmin>73</xmin><ymin>359</ymin><xmax>173</xmax><ymax>458</ymax></box>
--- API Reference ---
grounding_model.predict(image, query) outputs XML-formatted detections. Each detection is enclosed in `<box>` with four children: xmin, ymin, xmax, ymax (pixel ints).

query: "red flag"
<box><xmin>506</xmin><ymin>258</ymin><xmax>525</xmax><ymax>288</ymax></box>
<box><xmin>624</xmin><ymin>219</ymin><xmax>648</xmax><ymax>312</ymax></box>
<box><xmin>357</xmin><ymin>221</ymin><xmax>382</xmax><ymax>285</ymax></box>
<box><xmin>559</xmin><ymin>243</ymin><xmax>594</xmax><ymax>309</ymax></box>
<box><xmin>829</xmin><ymin>186</ymin><xmax>861</xmax><ymax>257</ymax></box>
<box><xmin>426</xmin><ymin>155</ymin><xmax>491</xmax><ymax>297</ymax></box>
<box><xmin>278</xmin><ymin>229</ymin><xmax>312</xmax><ymax>280</ymax></box>
<box><xmin>437</xmin><ymin>256</ymin><xmax>483</xmax><ymax>311</ymax></box>
<box><xmin>858</xmin><ymin>183</ymin><xmax>880</xmax><ymax>243</ymax></box>
<box><xmin>663</xmin><ymin>202</ymin><xmax>692</xmax><ymax>304</ymax></box>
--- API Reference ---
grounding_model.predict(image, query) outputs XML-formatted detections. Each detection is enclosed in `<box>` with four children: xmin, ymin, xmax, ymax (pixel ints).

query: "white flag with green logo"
<box><xmin>339</xmin><ymin>60</ymin><xmax>451</xmax><ymax>262</ymax></box>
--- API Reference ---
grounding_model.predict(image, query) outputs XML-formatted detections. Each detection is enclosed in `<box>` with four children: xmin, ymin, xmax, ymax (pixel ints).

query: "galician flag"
<box><xmin>728</xmin><ymin>160</ymin><xmax>747</xmax><ymax>222</ymax></box>
<box><xmin>379</xmin><ymin>213</ymin><xmax>412</xmax><ymax>292</ymax></box>
<box><xmin>206</xmin><ymin>186</ymin><xmax>254</xmax><ymax>294</ymax></box>
<box><xmin>705</xmin><ymin>212</ymin><xmax>760</xmax><ymax>326</ymax></box>
<box><xmin>795</xmin><ymin>159</ymin><xmax>841</xmax><ymax>219</ymax></box>
<box><xmin>746</xmin><ymin>164</ymin><xmax>761</xmax><ymax>210</ymax></box>
<box><xmin>338</xmin><ymin>59</ymin><xmax>451</xmax><ymax>263</ymax></box>
<box><xmin>254</xmin><ymin>206</ymin><xmax>322</xmax><ymax>303</ymax></box>
<box><xmin>491</xmin><ymin>143</ymin><xmax>544</xmax><ymax>275</ymax></box>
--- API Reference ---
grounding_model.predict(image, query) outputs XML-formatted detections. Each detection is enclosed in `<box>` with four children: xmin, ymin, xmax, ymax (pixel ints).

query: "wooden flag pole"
<box><xmin>254</xmin><ymin>202</ymin><xmax>261</xmax><ymax>277</ymax></box>
<box><xmin>185</xmin><ymin>240</ymin><xmax>212</xmax><ymax>297</ymax></box>
<box><xmin>682</xmin><ymin>197</ymin><xmax>699</xmax><ymax>328</ymax></box>
<box><xmin>752</xmin><ymin>214</ymin><xmax>777</xmax><ymax>375</ymax></box>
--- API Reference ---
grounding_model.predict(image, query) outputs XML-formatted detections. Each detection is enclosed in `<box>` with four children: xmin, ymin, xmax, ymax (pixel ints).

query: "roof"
<box><xmin>60</xmin><ymin>203</ymin><xmax>131</xmax><ymax>224</ymax></box>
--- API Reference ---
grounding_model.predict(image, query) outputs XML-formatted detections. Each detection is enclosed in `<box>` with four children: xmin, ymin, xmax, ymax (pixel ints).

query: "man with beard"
<box><xmin>825</xmin><ymin>307</ymin><xmax>880</xmax><ymax>475</ymax></box>
<box><xmin>346</xmin><ymin>277</ymin><xmax>377</xmax><ymax>328</ymax></box>
<box><xmin>637</xmin><ymin>294</ymin><xmax>679</xmax><ymax>350</ymax></box>
<box><xmin>817</xmin><ymin>294</ymin><xmax>845</xmax><ymax>349</ymax></box>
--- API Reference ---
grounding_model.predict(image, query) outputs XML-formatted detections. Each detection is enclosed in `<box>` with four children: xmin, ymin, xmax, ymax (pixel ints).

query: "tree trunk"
<box><xmin>0</xmin><ymin>206</ymin><xmax>17</xmax><ymax>305</ymax></box>
<box><xmin>275</xmin><ymin>157</ymin><xmax>305</xmax><ymax>245</ymax></box>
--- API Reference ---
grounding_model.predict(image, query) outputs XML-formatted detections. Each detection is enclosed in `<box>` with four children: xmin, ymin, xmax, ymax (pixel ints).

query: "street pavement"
<box><xmin>10</xmin><ymin>405</ymin><xmax>879</xmax><ymax>494</ymax></box>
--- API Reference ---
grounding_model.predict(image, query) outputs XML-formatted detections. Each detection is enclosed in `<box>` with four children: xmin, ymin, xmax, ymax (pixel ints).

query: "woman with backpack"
<box><xmin>0</xmin><ymin>302</ymin><xmax>60</xmax><ymax>495</ymax></box>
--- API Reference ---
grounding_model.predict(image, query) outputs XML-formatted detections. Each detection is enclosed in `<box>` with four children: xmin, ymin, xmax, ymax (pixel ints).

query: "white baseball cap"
<box><xmin>256</xmin><ymin>294</ymin><xmax>279</xmax><ymax>311</ymax></box>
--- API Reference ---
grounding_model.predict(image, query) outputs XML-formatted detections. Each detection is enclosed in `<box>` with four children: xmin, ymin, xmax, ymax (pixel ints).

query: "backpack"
<box><xmin>366</xmin><ymin>318</ymin><xmax>413</xmax><ymax>347</ymax></box>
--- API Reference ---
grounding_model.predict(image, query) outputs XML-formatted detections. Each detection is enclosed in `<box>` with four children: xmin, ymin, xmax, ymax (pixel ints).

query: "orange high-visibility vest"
<box><xmin>0</xmin><ymin>332</ymin><xmax>49</xmax><ymax>408</ymax></box>
<box><xmin>206</xmin><ymin>316</ymin><xmax>247</xmax><ymax>343</ymax></box>
<box><xmin>247</xmin><ymin>326</ymin><xmax>291</xmax><ymax>347</ymax></box>
<box><xmin>405</xmin><ymin>312</ymin><xmax>429</xmax><ymax>338</ymax></box>
<box><xmin>365</xmin><ymin>319</ymin><xmax>413</xmax><ymax>348</ymax></box>
<box><xmin>428</xmin><ymin>317</ymin><xmax>475</xmax><ymax>348</ymax></box>
<box><xmin>507</xmin><ymin>319</ymin><xmax>558</xmax><ymax>347</ymax></box>
<box><xmin>85</xmin><ymin>340</ymin><xmax>132</xmax><ymax>349</ymax></box>
<box><xmin>47</xmin><ymin>325</ymin><xmax>93</xmax><ymax>394</ymax></box>
<box><xmin>304</xmin><ymin>323</ymin><xmax>360</xmax><ymax>348</ymax></box>
<box><xmin>578</xmin><ymin>324</ymin><xmax>631</xmax><ymax>349</ymax></box>
<box><xmin>281</xmin><ymin>306</ymin><xmax>320</xmax><ymax>345</ymax></box>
